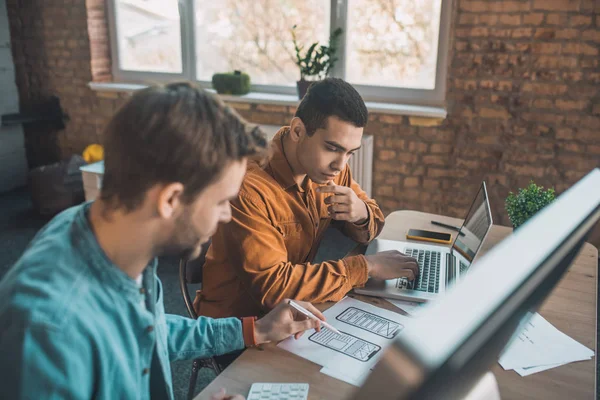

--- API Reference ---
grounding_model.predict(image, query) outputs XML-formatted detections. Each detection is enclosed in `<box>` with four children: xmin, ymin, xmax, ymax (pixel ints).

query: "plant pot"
<box><xmin>296</xmin><ymin>79</ymin><xmax>317</xmax><ymax>99</ymax></box>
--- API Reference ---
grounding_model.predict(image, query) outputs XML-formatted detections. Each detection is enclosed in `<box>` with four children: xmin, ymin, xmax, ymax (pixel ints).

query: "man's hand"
<box><xmin>317</xmin><ymin>181</ymin><xmax>369</xmax><ymax>224</ymax></box>
<box><xmin>365</xmin><ymin>250</ymin><xmax>420</xmax><ymax>281</ymax></box>
<box><xmin>254</xmin><ymin>300</ymin><xmax>324</xmax><ymax>344</ymax></box>
<box><xmin>210</xmin><ymin>388</ymin><xmax>245</xmax><ymax>400</ymax></box>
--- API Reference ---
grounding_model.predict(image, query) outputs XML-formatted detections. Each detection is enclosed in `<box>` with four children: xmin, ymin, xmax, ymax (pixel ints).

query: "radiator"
<box><xmin>348</xmin><ymin>135</ymin><xmax>374</xmax><ymax>198</ymax></box>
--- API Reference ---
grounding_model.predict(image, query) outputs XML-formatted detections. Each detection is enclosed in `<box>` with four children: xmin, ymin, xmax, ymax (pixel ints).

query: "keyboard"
<box><xmin>404</xmin><ymin>248</ymin><xmax>441</xmax><ymax>293</ymax></box>
<box><xmin>248</xmin><ymin>383</ymin><xmax>309</xmax><ymax>400</ymax></box>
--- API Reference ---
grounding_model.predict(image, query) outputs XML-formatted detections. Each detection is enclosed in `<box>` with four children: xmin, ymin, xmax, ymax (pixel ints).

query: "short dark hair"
<box><xmin>100</xmin><ymin>82</ymin><xmax>267</xmax><ymax>211</ymax></box>
<box><xmin>295</xmin><ymin>78</ymin><xmax>368</xmax><ymax>136</ymax></box>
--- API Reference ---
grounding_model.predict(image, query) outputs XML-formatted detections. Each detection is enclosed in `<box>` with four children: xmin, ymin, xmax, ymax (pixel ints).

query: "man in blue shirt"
<box><xmin>0</xmin><ymin>82</ymin><xmax>324</xmax><ymax>400</ymax></box>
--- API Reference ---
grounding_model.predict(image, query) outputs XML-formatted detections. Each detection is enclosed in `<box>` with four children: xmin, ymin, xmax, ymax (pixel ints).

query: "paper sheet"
<box><xmin>498</xmin><ymin>312</ymin><xmax>594</xmax><ymax>374</ymax></box>
<box><xmin>278</xmin><ymin>297</ymin><xmax>409</xmax><ymax>385</ymax></box>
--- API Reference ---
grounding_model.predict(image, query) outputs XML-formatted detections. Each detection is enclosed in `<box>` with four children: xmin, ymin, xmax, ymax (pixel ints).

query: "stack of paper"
<box><xmin>278</xmin><ymin>297</ymin><xmax>410</xmax><ymax>386</ymax></box>
<box><xmin>498</xmin><ymin>312</ymin><xmax>594</xmax><ymax>376</ymax></box>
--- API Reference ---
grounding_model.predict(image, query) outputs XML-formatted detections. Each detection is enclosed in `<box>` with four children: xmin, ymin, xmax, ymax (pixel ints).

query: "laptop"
<box><xmin>354</xmin><ymin>182</ymin><xmax>493</xmax><ymax>302</ymax></box>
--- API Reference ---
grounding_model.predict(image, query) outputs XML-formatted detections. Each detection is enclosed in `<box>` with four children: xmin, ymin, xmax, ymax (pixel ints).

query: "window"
<box><xmin>107</xmin><ymin>0</ymin><xmax>451</xmax><ymax>106</ymax></box>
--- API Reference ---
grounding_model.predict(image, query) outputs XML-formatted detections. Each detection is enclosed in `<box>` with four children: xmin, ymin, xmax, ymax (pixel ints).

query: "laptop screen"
<box><xmin>451</xmin><ymin>183</ymin><xmax>492</xmax><ymax>267</ymax></box>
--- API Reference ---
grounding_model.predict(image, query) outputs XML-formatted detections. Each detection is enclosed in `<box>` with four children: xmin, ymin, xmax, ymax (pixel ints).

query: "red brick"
<box><xmin>459</xmin><ymin>13</ymin><xmax>479</xmax><ymax>25</ymax></box>
<box><xmin>555</xmin><ymin>99</ymin><xmax>588</xmax><ymax>111</ymax></box>
<box><xmin>533</xmin><ymin>0</ymin><xmax>580</xmax><ymax>11</ymax></box>
<box><xmin>504</xmin><ymin>164</ymin><xmax>545</xmax><ymax>178</ymax></box>
<box><xmin>570</xmin><ymin>15</ymin><xmax>593</xmax><ymax>26</ymax></box>
<box><xmin>534</xmin><ymin>56</ymin><xmax>578</xmax><ymax>69</ymax></box>
<box><xmin>556</xmin><ymin>128</ymin><xmax>575</xmax><ymax>140</ymax></box>
<box><xmin>378</xmin><ymin>150</ymin><xmax>396</xmax><ymax>161</ymax></box>
<box><xmin>379</xmin><ymin>115</ymin><xmax>405</xmax><ymax>124</ymax></box>
<box><xmin>430</xmin><ymin>143</ymin><xmax>453</xmax><ymax>154</ymax></box>
<box><xmin>422</xmin><ymin>179</ymin><xmax>441</xmax><ymax>190</ymax></box>
<box><xmin>480</xmin><ymin>107</ymin><xmax>510</xmax><ymax>119</ymax></box>
<box><xmin>422</xmin><ymin>155</ymin><xmax>446</xmax><ymax>166</ymax></box>
<box><xmin>589</xmin><ymin>145</ymin><xmax>600</xmax><ymax>155</ymax></box>
<box><xmin>479</xmin><ymin>15</ymin><xmax>499</xmax><ymax>25</ymax></box>
<box><xmin>376</xmin><ymin>186</ymin><xmax>394</xmax><ymax>197</ymax></box>
<box><xmin>532</xmin><ymin>43</ymin><xmax>562</xmax><ymax>54</ymax></box>
<box><xmin>533</xmin><ymin>99</ymin><xmax>554</xmax><ymax>109</ymax></box>
<box><xmin>563</xmin><ymin>43</ymin><xmax>599</xmax><ymax>56</ymax></box>
<box><xmin>522</xmin><ymin>113</ymin><xmax>566</xmax><ymax>124</ymax></box>
<box><xmin>546</xmin><ymin>13</ymin><xmax>568</xmax><ymax>25</ymax></box>
<box><xmin>407</xmin><ymin>142</ymin><xmax>429</xmax><ymax>153</ymax></box>
<box><xmin>404</xmin><ymin>177</ymin><xmax>420</xmax><ymax>188</ymax></box>
<box><xmin>534</xmin><ymin>28</ymin><xmax>556</xmax><ymax>39</ymax></box>
<box><xmin>582</xmin><ymin>29</ymin><xmax>600</xmax><ymax>42</ymax></box>
<box><xmin>574</xmin><ymin>129</ymin><xmax>599</xmax><ymax>143</ymax></box>
<box><xmin>499</xmin><ymin>14</ymin><xmax>522</xmax><ymax>25</ymax></box>
<box><xmin>555</xmin><ymin>29</ymin><xmax>580</xmax><ymax>39</ymax></box>
<box><xmin>563</xmin><ymin>142</ymin><xmax>586</xmax><ymax>153</ymax></box>
<box><xmin>460</xmin><ymin>1</ymin><xmax>531</xmax><ymax>12</ymax></box>
<box><xmin>593</xmin><ymin>104</ymin><xmax>600</xmax><ymax>115</ymax></box>
<box><xmin>523</xmin><ymin>82</ymin><xmax>567</xmax><ymax>96</ymax></box>
<box><xmin>476</xmin><ymin>135</ymin><xmax>502</xmax><ymax>145</ymax></box>
<box><xmin>523</xmin><ymin>13</ymin><xmax>545</xmax><ymax>25</ymax></box>
<box><xmin>512</xmin><ymin>28</ymin><xmax>533</xmax><ymax>38</ymax></box>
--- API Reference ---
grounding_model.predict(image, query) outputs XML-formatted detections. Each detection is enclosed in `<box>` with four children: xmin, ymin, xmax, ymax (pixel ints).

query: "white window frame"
<box><xmin>106</xmin><ymin>0</ymin><xmax>452</xmax><ymax>107</ymax></box>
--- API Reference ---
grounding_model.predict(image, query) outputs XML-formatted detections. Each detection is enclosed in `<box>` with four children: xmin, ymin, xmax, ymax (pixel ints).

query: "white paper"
<box><xmin>514</xmin><ymin>362</ymin><xmax>570</xmax><ymax>377</ymax></box>
<box><xmin>278</xmin><ymin>297</ymin><xmax>409</xmax><ymax>384</ymax></box>
<box><xmin>498</xmin><ymin>312</ymin><xmax>594</xmax><ymax>371</ymax></box>
<box><xmin>386</xmin><ymin>298</ymin><xmax>426</xmax><ymax>317</ymax></box>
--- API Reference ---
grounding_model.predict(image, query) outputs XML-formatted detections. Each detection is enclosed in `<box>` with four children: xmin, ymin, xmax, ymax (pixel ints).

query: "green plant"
<box><xmin>212</xmin><ymin>70</ymin><xmax>251</xmax><ymax>95</ymax></box>
<box><xmin>505</xmin><ymin>181</ymin><xmax>555</xmax><ymax>228</ymax></box>
<box><xmin>291</xmin><ymin>25</ymin><xmax>343</xmax><ymax>80</ymax></box>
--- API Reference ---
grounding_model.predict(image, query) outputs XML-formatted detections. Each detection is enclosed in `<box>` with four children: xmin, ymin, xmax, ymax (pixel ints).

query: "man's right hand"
<box><xmin>365</xmin><ymin>250</ymin><xmax>420</xmax><ymax>281</ymax></box>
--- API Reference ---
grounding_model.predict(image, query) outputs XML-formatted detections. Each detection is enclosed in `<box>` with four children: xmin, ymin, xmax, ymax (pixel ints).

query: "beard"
<box><xmin>157</xmin><ymin>210</ymin><xmax>207</xmax><ymax>259</ymax></box>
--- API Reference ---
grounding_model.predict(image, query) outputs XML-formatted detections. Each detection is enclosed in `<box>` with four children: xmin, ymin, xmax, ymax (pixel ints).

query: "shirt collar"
<box><xmin>73</xmin><ymin>202</ymin><xmax>157</xmax><ymax>299</ymax></box>
<box><xmin>268</xmin><ymin>127</ymin><xmax>306</xmax><ymax>193</ymax></box>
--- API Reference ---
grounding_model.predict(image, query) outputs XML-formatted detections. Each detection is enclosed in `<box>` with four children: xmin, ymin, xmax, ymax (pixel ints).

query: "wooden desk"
<box><xmin>197</xmin><ymin>210</ymin><xmax>598</xmax><ymax>400</ymax></box>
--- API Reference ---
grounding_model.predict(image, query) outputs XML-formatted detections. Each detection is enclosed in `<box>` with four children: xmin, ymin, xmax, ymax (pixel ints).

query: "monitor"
<box><xmin>354</xmin><ymin>168</ymin><xmax>600</xmax><ymax>400</ymax></box>
<box><xmin>451</xmin><ymin>182</ymin><xmax>493</xmax><ymax>264</ymax></box>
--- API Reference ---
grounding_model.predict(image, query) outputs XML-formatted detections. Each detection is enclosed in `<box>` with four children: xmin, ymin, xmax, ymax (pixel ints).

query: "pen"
<box><xmin>431</xmin><ymin>220</ymin><xmax>465</xmax><ymax>236</ymax></box>
<box><xmin>288</xmin><ymin>300</ymin><xmax>342</xmax><ymax>335</ymax></box>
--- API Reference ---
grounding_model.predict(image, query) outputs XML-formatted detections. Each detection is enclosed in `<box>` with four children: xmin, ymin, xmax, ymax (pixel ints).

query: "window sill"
<box><xmin>88</xmin><ymin>82</ymin><xmax>447</xmax><ymax>119</ymax></box>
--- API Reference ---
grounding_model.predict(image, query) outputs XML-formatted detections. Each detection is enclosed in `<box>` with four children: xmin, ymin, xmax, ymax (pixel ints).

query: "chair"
<box><xmin>178</xmin><ymin>239</ymin><xmax>222</xmax><ymax>400</ymax></box>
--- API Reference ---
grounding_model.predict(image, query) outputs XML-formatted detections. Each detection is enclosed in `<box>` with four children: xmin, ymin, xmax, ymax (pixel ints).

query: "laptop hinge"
<box><xmin>446</xmin><ymin>253</ymin><xmax>456</xmax><ymax>287</ymax></box>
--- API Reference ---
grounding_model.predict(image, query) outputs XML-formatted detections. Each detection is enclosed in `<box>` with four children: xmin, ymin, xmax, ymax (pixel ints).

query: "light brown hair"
<box><xmin>100</xmin><ymin>82</ymin><xmax>266</xmax><ymax>211</ymax></box>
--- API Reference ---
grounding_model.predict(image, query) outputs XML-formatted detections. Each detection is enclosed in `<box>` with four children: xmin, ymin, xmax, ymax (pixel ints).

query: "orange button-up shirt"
<box><xmin>194</xmin><ymin>127</ymin><xmax>385</xmax><ymax>318</ymax></box>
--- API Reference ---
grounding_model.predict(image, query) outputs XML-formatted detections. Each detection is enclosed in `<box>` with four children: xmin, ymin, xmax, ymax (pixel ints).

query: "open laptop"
<box><xmin>354</xmin><ymin>182</ymin><xmax>492</xmax><ymax>302</ymax></box>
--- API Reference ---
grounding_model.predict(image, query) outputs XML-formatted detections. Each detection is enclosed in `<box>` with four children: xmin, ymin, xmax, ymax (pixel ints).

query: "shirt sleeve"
<box><xmin>0</xmin><ymin>320</ymin><xmax>93</xmax><ymax>400</ymax></box>
<box><xmin>165</xmin><ymin>314</ymin><xmax>245</xmax><ymax>362</ymax></box>
<box><xmin>335</xmin><ymin>166</ymin><xmax>385</xmax><ymax>244</ymax></box>
<box><xmin>210</xmin><ymin>191</ymin><xmax>369</xmax><ymax>311</ymax></box>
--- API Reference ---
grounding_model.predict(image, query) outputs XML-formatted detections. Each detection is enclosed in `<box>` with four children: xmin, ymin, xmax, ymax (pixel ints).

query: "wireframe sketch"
<box><xmin>308</xmin><ymin>328</ymin><xmax>381</xmax><ymax>362</ymax></box>
<box><xmin>336</xmin><ymin>307</ymin><xmax>403</xmax><ymax>339</ymax></box>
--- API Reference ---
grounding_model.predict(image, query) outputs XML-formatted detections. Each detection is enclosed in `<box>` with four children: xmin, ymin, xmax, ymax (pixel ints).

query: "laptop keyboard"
<box><xmin>404</xmin><ymin>248</ymin><xmax>441</xmax><ymax>293</ymax></box>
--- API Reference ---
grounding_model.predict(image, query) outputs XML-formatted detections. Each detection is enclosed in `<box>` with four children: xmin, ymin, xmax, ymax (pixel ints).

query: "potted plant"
<box><xmin>291</xmin><ymin>25</ymin><xmax>343</xmax><ymax>99</ymax></box>
<box><xmin>505</xmin><ymin>181</ymin><xmax>555</xmax><ymax>229</ymax></box>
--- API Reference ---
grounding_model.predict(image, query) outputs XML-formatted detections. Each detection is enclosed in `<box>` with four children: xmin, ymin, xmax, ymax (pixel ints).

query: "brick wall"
<box><xmin>6</xmin><ymin>0</ymin><xmax>600</xmax><ymax>245</ymax></box>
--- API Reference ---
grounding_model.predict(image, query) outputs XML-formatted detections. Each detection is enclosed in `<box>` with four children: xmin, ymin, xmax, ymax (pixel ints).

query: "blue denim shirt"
<box><xmin>0</xmin><ymin>203</ymin><xmax>245</xmax><ymax>399</ymax></box>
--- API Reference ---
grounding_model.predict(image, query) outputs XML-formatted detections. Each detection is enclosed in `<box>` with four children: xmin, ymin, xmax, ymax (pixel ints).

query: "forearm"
<box><xmin>251</xmin><ymin>255</ymin><xmax>369</xmax><ymax>309</ymax></box>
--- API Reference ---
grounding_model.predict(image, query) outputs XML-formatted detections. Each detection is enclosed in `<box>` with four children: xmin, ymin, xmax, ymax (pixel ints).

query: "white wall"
<box><xmin>0</xmin><ymin>0</ymin><xmax>27</xmax><ymax>192</ymax></box>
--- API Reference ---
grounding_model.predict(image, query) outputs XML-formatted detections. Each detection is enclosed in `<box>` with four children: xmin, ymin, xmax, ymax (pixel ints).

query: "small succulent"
<box><xmin>505</xmin><ymin>181</ymin><xmax>555</xmax><ymax>229</ymax></box>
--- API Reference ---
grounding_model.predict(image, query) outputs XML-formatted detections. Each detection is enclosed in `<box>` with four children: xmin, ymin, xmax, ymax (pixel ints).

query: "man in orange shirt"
<box><xmin>195</xmin><ymin>78</ymin><xmax>418</xmax><ymax>319</ymax></box>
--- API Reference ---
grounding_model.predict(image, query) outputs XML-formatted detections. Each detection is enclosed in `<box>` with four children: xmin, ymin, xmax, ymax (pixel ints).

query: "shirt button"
<box><xmin>139</xmin><ymin>288</ymin><xmax>146</xmax><ymax>294</ymax></box>
<box><xmin>142</xmin><ymin>368</ymin><xmax>149</xmax><ymax>375</ymax></box>
<box><xmin>146</xmin><ymin>325</ymin><xmax>154</xmax><ymax>333</ymax></box>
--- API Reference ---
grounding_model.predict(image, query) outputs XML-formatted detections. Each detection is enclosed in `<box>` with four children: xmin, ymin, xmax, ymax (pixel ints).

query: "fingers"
<box><xmin>291</xmin><ymin>318</ymin><xmax>320</xmax><ymax>336</ymax></box>
<box><xmin>402</xmin><ymin>269</ymin><xmax>416</xmax><ymax>281</ymax></box>
<box><xmin>316</xmin><ymin>184</ymin><xmax>348</xmax><ymax>195</ymax></box>
<box><xmin>328</xmin><ymin>203</ymin><xmax>350</xmax><ymax>214</ymax></box>
<box><xmin>295</xmin><ymin>300</ymin><xmax>326</xmax><ymax>321</ymax></box>
<box><xmin>330</xmin><ymin>212</ymin><xmax>351</xmax><ymax>221</ymax></box>
<box><xmin>324</xmin><ymin>195</ymin><xmax>350</xmax><ymax>205</ymax></box>
<box><xmin>210</xmin><ymin>389</ymin><xmax>228</xmax><ymax>400</ymax></box>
